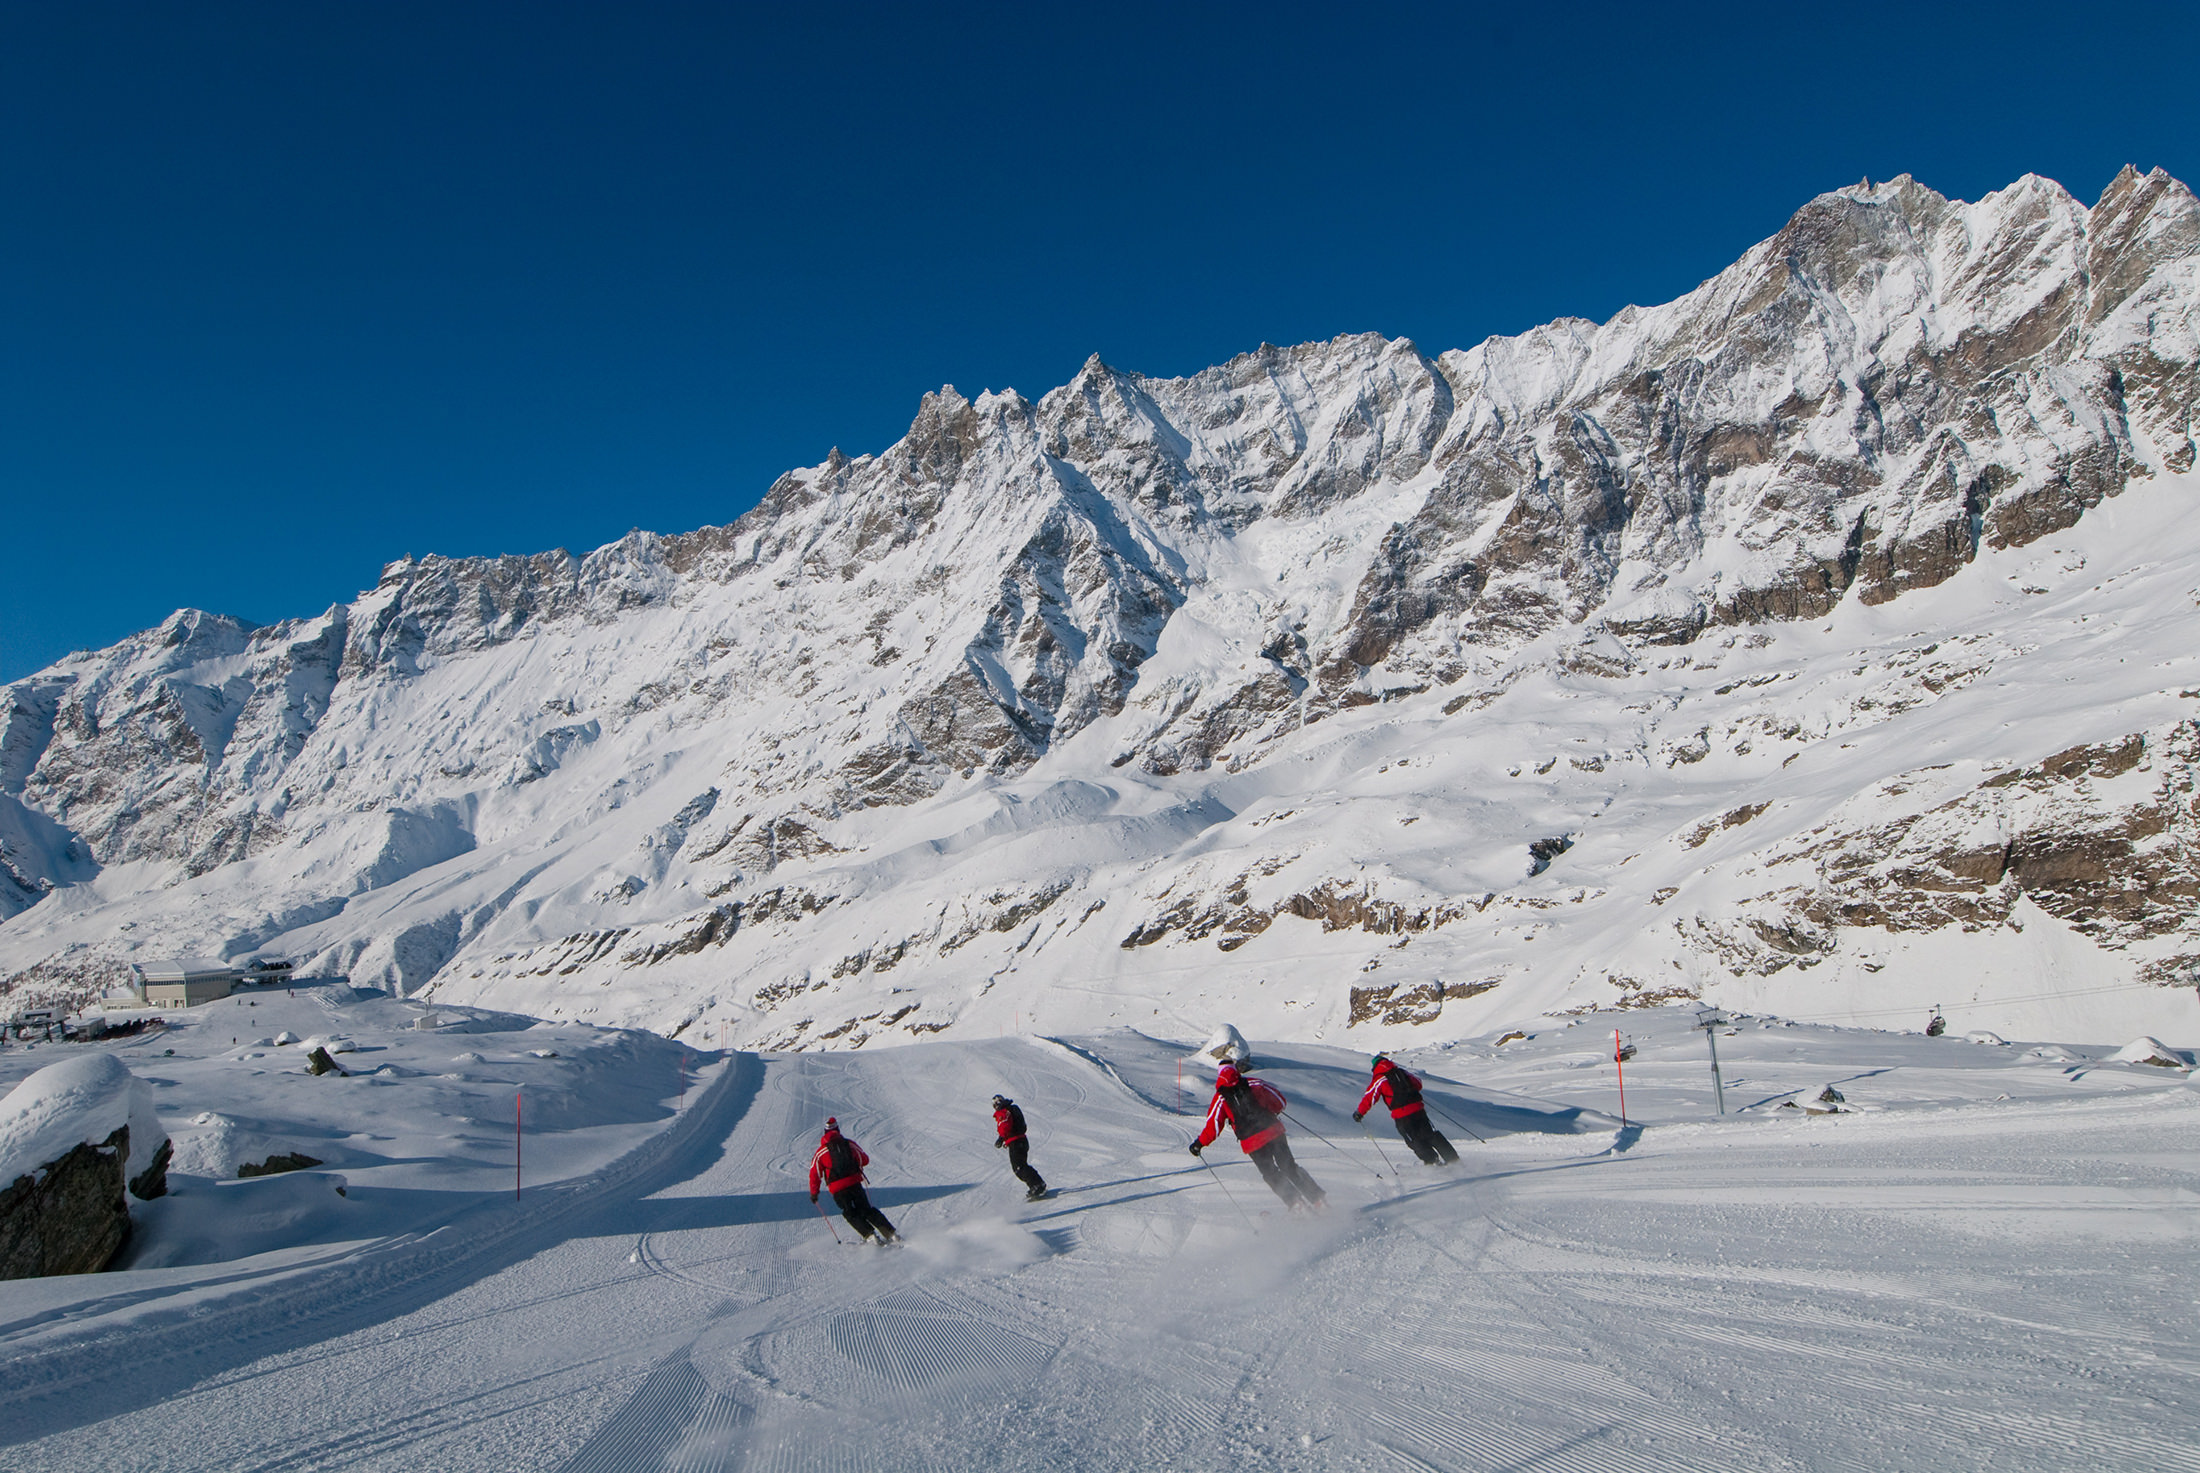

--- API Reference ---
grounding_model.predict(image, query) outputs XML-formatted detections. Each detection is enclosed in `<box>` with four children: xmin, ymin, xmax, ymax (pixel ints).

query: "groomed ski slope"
<box><xmin>5</xmin><ymin>1017</ymin><xmax>2198</xmax><ymax>1472</ymax></box>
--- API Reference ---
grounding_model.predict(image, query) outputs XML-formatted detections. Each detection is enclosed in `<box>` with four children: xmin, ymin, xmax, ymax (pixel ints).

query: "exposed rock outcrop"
<box><xmin>0</xmin><ymin>1124</ymin><xmax>132</xmax><ymax>1278</ymax></box>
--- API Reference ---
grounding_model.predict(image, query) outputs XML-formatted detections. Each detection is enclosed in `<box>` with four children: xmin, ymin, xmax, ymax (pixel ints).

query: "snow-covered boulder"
<box><xmin>2109</xmin><ymin>1036</ymin><xmax>2188</xmax><ymax>1068</ymax></box>
<box><xmin>0</xmin><ymin>1053</ymin><xmax>169</xmax><ymax>1200</ymax></box>
<box><xmin>1190</xmin><ymin>1025</ymin><xmax>1251</xmax><ymax>1069</ymax></box>
<box><xmin>1774</xmin><ymin>1083</ymin><xmax>1849</xmax><ymax>1115</ymax></box>
<box><xmin>0</xmin><ymin>1054</ymin><xmax>171</xmax><ymax>1278</ymax></box>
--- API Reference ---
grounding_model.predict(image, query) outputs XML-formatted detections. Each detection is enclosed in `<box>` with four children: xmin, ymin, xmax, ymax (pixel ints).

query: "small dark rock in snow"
<box><xmin>1527</xmin><ymin>835</ymin><xmax>1574</xmax><ymax>877</ymax></box>
<box><xmin>238</xmin><ymin>1152</ymin><xmax>324</xmax><ymax>1179</ymax></box>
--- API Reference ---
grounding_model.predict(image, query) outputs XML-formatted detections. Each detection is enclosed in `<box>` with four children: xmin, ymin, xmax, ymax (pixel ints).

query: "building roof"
<box><xmin>134</xmin><ymin>958</ymin><xmax>243</xmax><ymax>983</ymax></box>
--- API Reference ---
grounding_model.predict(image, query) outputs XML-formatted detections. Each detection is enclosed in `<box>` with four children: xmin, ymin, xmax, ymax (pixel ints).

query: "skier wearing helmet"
<box><xmin>1354</xmin><ymin>1054</ymin><xmax>1459</xmax><ymax>1166</ymax></box>
<box><xmin>992</xmin><ymin>1093</ymin><xmax>1048</xmax><ymax>1200</ymax></box>
<box><xmin>809</xmin><ymin>1117</ymin><xmax>899</xmax><ymax>1243</ymax></box>
<box><xmin>1190</xmin><ymin>1061</ymin><xmax>1326</xmax><ymax>1210</ymax></box>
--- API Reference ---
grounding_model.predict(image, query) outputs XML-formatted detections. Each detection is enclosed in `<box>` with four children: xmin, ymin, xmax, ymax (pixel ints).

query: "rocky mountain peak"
<box><xmin>5</xmin><ymin>168</ymin><xmax>2199</xmax><ymax>1049</ymax></box>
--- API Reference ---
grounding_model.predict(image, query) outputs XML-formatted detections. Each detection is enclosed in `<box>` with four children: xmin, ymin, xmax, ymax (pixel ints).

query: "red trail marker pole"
<box><xmin>515</xmin><ymin>1088</ymin><xmax>523</xmax><ymax>1201</ymax></box>
<box><xmin>1613</xmin><ymin>1030</ymin><xmax>1628</xmax><ymax>1127</ymax></box>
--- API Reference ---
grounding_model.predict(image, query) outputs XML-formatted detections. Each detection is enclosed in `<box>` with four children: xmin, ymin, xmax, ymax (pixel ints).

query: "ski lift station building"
<box><xmin>131</xmin><ymin>958</ymin><xmax>246</xmax><ymax>1007</ymax></box>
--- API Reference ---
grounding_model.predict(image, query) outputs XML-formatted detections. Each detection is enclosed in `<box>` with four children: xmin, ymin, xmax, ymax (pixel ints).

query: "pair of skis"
<box><xmin>812</xmin><ymin>1200</ymin><xmax>903</xmax><ymax>1247</ymax></box>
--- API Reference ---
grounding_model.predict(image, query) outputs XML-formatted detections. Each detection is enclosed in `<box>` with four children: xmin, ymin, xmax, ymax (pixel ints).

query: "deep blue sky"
<box><xmin>4</xmin><ymin>2</ymin><xmax>2195</xmax><ymax>681</ymax></box>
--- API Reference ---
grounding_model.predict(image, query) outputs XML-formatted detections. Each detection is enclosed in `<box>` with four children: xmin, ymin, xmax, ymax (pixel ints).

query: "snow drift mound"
<box><xmin>2109</xmin><ymin>1036</ymin><xmax>2189</xmax><ymax>1068</ymax></box>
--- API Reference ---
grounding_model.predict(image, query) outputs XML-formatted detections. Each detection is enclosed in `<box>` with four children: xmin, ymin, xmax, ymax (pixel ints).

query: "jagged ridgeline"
<box><xmin>4</xmin><ymin>167</ymin><xmax>2199</xmax><ymax>1044</ymax></box>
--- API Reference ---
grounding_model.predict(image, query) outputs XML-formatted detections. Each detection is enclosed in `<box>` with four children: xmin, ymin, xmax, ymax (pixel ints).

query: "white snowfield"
<box><xmin>3</xmin><ymin>1001</ymin><xmax>2195</xmax><ymax>1471</ymax></box>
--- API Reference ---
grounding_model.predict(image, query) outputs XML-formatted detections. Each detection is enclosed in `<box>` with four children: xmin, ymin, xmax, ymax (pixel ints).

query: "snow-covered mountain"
<box><xmin>5</xmin><ymin>166</ymin><xmax>2199</xmax><ymax>1048</ymax></box>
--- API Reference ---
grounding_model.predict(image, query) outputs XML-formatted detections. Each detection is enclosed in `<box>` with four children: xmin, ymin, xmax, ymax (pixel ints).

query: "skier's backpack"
<box><xmin>823</xmin><ymin>1135</ymin><xmax>862</xmax><ymax>1184</ymax></box>
<box><xmin>1224</xmin><ymin>1078</ymin><xmax>1286</xmax><ymax>1139</ymax></box>
<box><xmin>1385</xmin><ymin>1067</ymin><xmax>1423</xmax><ymax>1112</ymax></box>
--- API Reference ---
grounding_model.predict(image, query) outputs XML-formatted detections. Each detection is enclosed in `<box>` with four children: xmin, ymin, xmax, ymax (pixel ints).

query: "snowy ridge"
<box><xmin>3</xmin><ymin>167</ymin><xmax>2200</xmax><ymax>1048</ymax></box>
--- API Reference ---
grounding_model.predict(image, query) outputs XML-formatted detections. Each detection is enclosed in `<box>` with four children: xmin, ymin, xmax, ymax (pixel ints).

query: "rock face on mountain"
<box><xmin>4</xmin><ymin>169</ymin><xmax>2199</xmax><ymax>1046</ymax></box>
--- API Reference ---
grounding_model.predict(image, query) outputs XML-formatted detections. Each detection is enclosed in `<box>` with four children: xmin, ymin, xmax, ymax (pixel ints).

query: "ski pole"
<box><xmin>1193</xmin><ymin>1146</ymin><xmax>1261</xmax><ymax>1235</ymax></box>
<box><xmin>1358</xmin><ymin>1116</ymin><xmax>1401</xmax><ymax>1176</ymax></box>
<box><xmin>1421</xmin><ymin>1099</ymin><xmax>1487</xmax><ymax>1145</ymax></box>
<box><xmin>812</xmin><ymin>1195</ymin><xmax>843</xmax><ymax>1244</ymax></box>
<box><xmin>1281</xmin><ymin>1110</ymin><xmax>1386</xmax><ymax>1180</ymax></box>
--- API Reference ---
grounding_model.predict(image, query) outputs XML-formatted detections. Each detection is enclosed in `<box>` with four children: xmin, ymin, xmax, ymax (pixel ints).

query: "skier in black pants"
<box><xmin>991</xmin><ymin>1094</ymin><xmax>1048</xmax><ymax>1200</ymax></box>
<box><xmin>1354</xmin><ymin>1054</ymin><xmax>1459</xmax><ymax>1166</ymax></box>
<box><xmin>808</xmin><ymin>1118</ymin><xmax>899</xmax><ymax>1243</ymax></box>
<box><xmin>1191</xmin><ymin>1062</ymin><xmax>1326</xmax><ymax>1210</ymax></box>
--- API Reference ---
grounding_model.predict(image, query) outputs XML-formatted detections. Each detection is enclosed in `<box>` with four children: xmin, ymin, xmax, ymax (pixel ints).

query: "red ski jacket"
<box><xmin>1357</xmin><ymin>1062</ymin><xmax>1427</xmax><ymax>1120</ymax></box>
<box><xmin>809</xmin><ymin>1131</ymin><xmax>869</xmax><ymax>1196</ymax></box>
<box><xmin>993</xmin><ymin>1103</ymin><xmax>1026</xmax><ymax>1144</ymax></box>
<box><xmin>1196</xmin><ymin>1077</ymin><xmax>1288</xmax><ymax>1154</ymax></box>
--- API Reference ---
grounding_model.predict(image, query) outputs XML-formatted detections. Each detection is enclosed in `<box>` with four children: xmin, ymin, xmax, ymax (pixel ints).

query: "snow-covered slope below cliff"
<box><xmin>4</xmin><ymin>167</ymin><xmax>2200</xmax><ymax>1050</ymax></box>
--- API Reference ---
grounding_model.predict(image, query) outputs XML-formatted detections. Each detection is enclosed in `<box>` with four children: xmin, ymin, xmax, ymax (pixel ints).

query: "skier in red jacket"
<box><xmin>1354</xmin><ymin>1054</ymin><xmax>1459</xmax><ymax>1166</ymax></box>
<box><xmin>809</xmin><ymin>1118</ymin><xmax>899</xmax><ymax>1243</ymax></box>
<box><xmin>992</xmin><ymin>1094</ymin><xmax>1048</xmax><ymax>1200</ymax></box>
<box><xmin>1190</xmin><ymin>1063</ymin><xmax>1326</xmax><ymax>1210</ymax></box>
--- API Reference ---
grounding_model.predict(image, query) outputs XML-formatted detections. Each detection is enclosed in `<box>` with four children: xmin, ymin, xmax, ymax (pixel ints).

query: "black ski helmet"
<box><xmin>991</xmin><ymin>1094</ymin><xmax>1010</xmax><ymax>1108</ymax></box>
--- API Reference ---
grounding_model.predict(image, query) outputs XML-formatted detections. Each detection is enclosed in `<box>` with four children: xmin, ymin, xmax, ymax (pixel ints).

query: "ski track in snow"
<box><xmin>3</xmin><ymin>1018</ymin><xmax>2198</xmax><ymax>1471</ymax></box>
